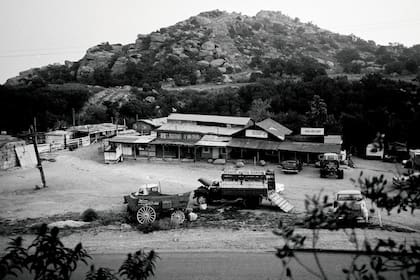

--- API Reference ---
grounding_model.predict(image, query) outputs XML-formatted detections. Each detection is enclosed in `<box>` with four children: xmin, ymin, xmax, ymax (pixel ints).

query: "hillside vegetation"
<box><xmin>1</xmin><ymin>10</ymin><xmax>420</xmax><ymax>154</ymax></box>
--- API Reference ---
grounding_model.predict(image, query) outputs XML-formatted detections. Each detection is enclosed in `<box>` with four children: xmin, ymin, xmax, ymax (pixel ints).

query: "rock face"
<box><xmin>5</xmin><ymin>9</ymin><xmax>388</xmax><ymax>87</ymax></box>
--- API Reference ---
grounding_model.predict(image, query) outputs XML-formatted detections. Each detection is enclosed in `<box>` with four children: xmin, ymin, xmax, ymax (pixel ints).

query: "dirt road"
<box><xmin>0</xmin><ymin>143</ymin><xmax>417</xmax><ymax>230</ymax></box>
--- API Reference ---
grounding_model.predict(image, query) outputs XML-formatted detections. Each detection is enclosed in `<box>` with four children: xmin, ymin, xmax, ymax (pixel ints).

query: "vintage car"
<box><xmin>320</xmin><ymin>153</ymin><xmax>344</xmax><ymax>179</ymax></box>
<box><xmin>392</xmin><ymin>172</ymin><xmax>420</xmax><ymax>188</ymax></box>
<box><xmin>124</xmin><ymin>184</ymin><xmax>191</xmax><ymax>225</ymax></box>
<box><xmin>280</xmin><ymin>160</ymin><xmax>303</xmax><ymax>174</ymax></box>
<box><xmin>333</xmin><ymin>190</ymin><xmax>369</xmax><ymax>224</ymax></box>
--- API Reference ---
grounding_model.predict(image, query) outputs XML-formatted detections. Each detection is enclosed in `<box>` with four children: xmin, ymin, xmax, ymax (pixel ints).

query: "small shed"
<box><xmin>107</xmin><ymin>135</ymin><xmax>157</xmax><ymax>160</ymax></box>
<box><xmin>45</xmin><ymin>130</ymin><xmax>73</xmax><ymax>148</ymax></box>
<box><xmin>0</xmin><ymin>135</ymin><xmax>26</xmax><ymax>170</ymax></box>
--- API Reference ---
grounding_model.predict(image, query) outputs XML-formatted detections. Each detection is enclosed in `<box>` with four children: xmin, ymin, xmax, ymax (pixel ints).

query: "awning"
<box><xmin>228</xmin><ymin>138</ymin><xmax>282</xmax><ymax>150</ymax></box>
<box><xmin>149</xmin><ymin>139</ymin><xmax>197</xmax><ymax>146</ymax></box>
<box><xmin>108</xmin><ymin>135</ymin><xmax>156</xmax><ymax>144</ymax></box>
<box><xmin>195</xmin><ymin>135</ymin><xmax>231</xmax><ymax>147</ymax></box>
<box><xmin>278</xmin><ymin>141</ymin><xmax>341</xmax><ymax>154</ymax></box>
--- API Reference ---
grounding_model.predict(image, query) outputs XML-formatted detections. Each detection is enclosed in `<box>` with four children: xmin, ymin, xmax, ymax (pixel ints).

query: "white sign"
<box><xmin>301</xmin><ymin>127</ymin><xmax>324</xmax><ymax>136</ymax></box>
<box><xmin>245</xmin><ymin>129</ymin><xmax>268</xmax><ymax>139</ymax></box>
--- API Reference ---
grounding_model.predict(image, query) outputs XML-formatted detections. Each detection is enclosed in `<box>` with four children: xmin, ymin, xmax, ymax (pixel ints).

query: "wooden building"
<box><xmin>132</xmin><ymin>117</ymin><xmax>167</xmax><ymax>135</ymax></box>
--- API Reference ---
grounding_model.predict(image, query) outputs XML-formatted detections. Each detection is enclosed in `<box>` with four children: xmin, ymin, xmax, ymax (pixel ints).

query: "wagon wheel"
<box><xmin>196</xmin><ymin>195</ymin><xmax>207</xmax><ymax>205</ymax></box>
<box><xmin>136</xmin><ymin>206</ymin><xmax>156</xmax><ymax>224</ymax></box>
<box><xmin>170</xmin><ymin>210</ymin><xmax>185</xmax><ymax>225</ymax></box>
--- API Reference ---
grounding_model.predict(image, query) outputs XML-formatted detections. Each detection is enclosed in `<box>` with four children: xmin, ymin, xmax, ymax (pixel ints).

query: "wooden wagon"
<box><xmin>124</xmin><ymin>184</ymin><xmax>191</xmax><ymax>225</ymax></box>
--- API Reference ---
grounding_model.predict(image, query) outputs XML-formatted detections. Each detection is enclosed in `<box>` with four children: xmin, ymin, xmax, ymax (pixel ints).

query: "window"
<box><xmin>220</xmin><ymin>148</ymin><xmax>226</xmax><ymax>154</ymax></box>
<box><xmin>203</xmin><ymin>147</ymin><xmax>210</xmax><ymax>153</ymax></box>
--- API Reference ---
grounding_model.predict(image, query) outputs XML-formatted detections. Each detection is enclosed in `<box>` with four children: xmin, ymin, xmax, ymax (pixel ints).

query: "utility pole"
<box><xmin>31</xmin><ymin>117</ymin><xmax>47</xmax><ymax>189</ymax></box>
<box><xmin>72</xmin><ymin>108</ymin><xmax>76</xmax><ymax>126</ymax></box>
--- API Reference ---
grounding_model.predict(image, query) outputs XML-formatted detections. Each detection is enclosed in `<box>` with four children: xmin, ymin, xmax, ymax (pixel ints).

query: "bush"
<box><xmin>81</xmin><ymin>208</ymin><xmax>99</xmax><ymax>222</ymax></box>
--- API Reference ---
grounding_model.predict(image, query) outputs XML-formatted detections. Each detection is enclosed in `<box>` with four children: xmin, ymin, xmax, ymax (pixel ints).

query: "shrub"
<box><xmin>81</xmin><ymin>208</ymin><xmax>99</xmax><ymax>222</ymax></box>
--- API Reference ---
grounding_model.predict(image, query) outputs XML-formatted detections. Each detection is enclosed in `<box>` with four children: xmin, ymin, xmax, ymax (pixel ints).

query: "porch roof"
<box><xmin>108</xmin><ymin>135</ymin><xmax>156</xmax><ymax>144</ymax></box>
<box><xmin>228</xmin><ymin>138</ymin><xmax>282</xmax><ymax>151</ymax></box>
<box><xmin>195</xmin><ymin>135</ymin><xmax>231</xmax><ymax>147</ymax></box>
<box><xmin>149</xmin><ymin>138</ymin><xmax>197</xmax><ymax>146</ymax></box>
<box><xmin>278</xmin><ymin>141</ymin><xmax>341</xmax><ymax>154</ymax></box>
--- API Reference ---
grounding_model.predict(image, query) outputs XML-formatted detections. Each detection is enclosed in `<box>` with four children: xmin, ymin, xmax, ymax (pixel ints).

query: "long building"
<box><xmin>104</xmin><ymin>113</ymin><xmax>342</xmax><ymax>163</ymax></box>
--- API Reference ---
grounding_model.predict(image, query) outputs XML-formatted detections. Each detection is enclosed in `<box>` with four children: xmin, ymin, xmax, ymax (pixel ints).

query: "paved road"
<box><xmin>72</xmin><ymin>251</ymin><xmax>396</xmax><ymax>280</ymax></box>
<box><xmin>8</xmin><ymin>251</ymin><xmax>399</xmax><ymax>280</ymax></box>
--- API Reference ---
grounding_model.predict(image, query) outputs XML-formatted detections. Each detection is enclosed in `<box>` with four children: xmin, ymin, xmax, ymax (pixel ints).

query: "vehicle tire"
<box><xmin>170</xmin><ymin>210</ymin><xmax>185</xmax><ymax>225</ymax></box>
<box><xmin>196</xmin><ymin>195</ymin><xmax>207</xmax><ymax>205</ymax></box>
<box><xmin>244</xmin><ymin>197</ymin><xmax>261</xmax><ymax>209</ymax></box>
<box><xmin>136</xmin><ymin>206</ymin><xmax>156</xmax><ymax>224</ymax></box>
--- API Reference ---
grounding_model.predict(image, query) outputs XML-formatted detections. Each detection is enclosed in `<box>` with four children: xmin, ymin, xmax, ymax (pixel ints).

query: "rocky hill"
<box><xmin>5</xmin><ymin>10</ymin><xmax>420</xmax><ymax>88</ymax></box>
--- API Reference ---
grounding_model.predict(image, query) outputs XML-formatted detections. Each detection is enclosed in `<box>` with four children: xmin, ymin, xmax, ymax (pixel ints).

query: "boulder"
<box><xmin>76</xmin><ymin>65</ymin><xmax>95</xmax><ymax>82</ymax></box>
<box><xmin>201</xmin><ymin>41</ymin><xmax>216</xmax><ymax>51</ymax></box>
<box><xmin>197</xmin><ymin>60</ymin><xmax>210</xmax><ymax>68</ymax></box>
<box><xmin>111</xmin><ymin>57</ymin><xmax>129</xmax><ymax>76</ymax></box>
<box><xmin>218</xmin><ymin>67</ymin><xmax>227</xmax><ymax>73</ymax></box>
<box><xmin>210</xmin><ymin>59</ymin><xmax>225</xmax><ymax>67</ymax></box>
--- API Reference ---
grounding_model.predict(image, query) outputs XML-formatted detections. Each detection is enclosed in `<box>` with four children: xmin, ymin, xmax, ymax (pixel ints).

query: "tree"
<box><xmin>306</xmin><ymin>95</ymin><xmax>328</xmax><ymax>127</ymax></box>
<box><xmin>0</xmin><ymin>225</ymin><xmax>158</xmax><ymax>280</ymax></box>
<box><xmin>248</xmin><ymin>99</ymin><xmax>273</xmax><ymax>121</ymax></box>
<box><xmin>336</xmin><ymin>48</ymin><xmax>360</xmax><ymax>65</ymax></box>
<box><xmin>274</xmin><ymin>173</ymin><xmax>420</xmax><ymax>279</ymax></box>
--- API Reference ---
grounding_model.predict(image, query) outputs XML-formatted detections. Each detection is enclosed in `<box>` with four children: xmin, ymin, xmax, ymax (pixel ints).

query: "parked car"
<box><xmin>333</xmin><ymin>190</ymin><xmax>369</xmax><ymax>224</ymax></box>
<box><xmin>280</xmin><ymin>160</ymin><xmax>302</xmax><ymax>174</ymax></box>
<box><xmin>320</xmin><ymin>153</ymin><xmax>344</xmax><ymax>179</ymax></box>
<box><xmin>124</xmin><ymin>184</ymin><xmax>191</xmax><ymax>225</ymax></box>
<box><xmin>392</xmin><ymin>172</ymin><xmax>420</xmax><ymax>188</ymax></box>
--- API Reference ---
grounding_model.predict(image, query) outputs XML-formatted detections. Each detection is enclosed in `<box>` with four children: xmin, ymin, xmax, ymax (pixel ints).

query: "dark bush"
<box><xmin>81</xmin><ymin>208</ymin><xmax>99</xmax><ymax>222</ymax></box>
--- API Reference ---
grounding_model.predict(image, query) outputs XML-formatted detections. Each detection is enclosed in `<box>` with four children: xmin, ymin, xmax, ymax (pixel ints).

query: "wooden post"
<box><xmin>133</xmin><ymin>144</ymin><xmax>137</xmax><ymax>160</ymax></box>
<box><xmin>278</xmin><ymin>150</ymin><xmax>281</xmax><ymax>164</ymax></box>
<box><xmin>240</xmin><ymin>148</ymin><xmax>243</xmax><ymax>158</ymax></box>
<box><xmin>162</xmin><ymin>145</ymin><xmax>165</xmax><ymax>160</ymax></box>
<box><xmin>72</xmin><ymin>108</ymin><xmax>75</xmax><ymax>126</ymax></box>
<box><xmin>178</xmin><ymin>145</ymin><xmax>181</xmax><ymax>160</ymax></box>
<box><xmin>194</xmin><ymin>147</ymin><xmax>197</xmax><ymax>162</ymax></box>
<box><xmin>257</xmin><ymin>151</ymin><xmax>260</xmax><ymax>162</ymax></box>
<box><xmin>31</xmin><ymin>117</ymin><xmax>47</xmax><ymax>189</ymax></box>
<box><xmin>307</xmin><ymin>153</ymin><xmax>310</xmax><ymax>164</ymax></box>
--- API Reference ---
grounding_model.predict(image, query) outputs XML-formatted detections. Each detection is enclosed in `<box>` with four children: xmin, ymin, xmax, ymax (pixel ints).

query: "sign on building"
<box><xmin>301</xmin><ymin>127</ymin><xmax>324</xmax><ymax>136</ymax></box>
<box><xmin>245</xmin><ymin>129</ymin><xmax>268</xmax><ymax>138</ymax></box>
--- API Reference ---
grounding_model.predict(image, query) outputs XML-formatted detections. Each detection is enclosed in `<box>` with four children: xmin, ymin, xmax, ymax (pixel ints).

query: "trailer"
<box><xmin>194</xmin><ymin>169</ymin><xmax>294</xmax><ymax>212</ymax></box>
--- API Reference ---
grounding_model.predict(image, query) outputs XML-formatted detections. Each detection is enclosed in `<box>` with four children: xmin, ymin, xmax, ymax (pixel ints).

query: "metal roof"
<box><xmin>278</xmin><ymin>141</ymin><xmax>341</xmax><ymax>154</ymax></box>
<box><xmin>157</xmin><ymin>123</ymin><xmax>241</xmax><ymax>136</ymax></box>
<box><xmin>108</xmin><ymin>135</ymin><xmax>156</xmax><ymax>144</ymax></box>
<box><xmin>137</xmin><ymin>117</ymin><xmax>167</xmax><ymax>127</ymax></box>
<box><xmin>167</xmin><ymin>113</ymin><xmax>251</xmax><ymax>126</ymax></box>
<box><xmin>256</xmin><ymin>118</ymin><xmax>292</xmax><ymax>140</ymax></box>
<box><xmin>69</xmin><ymin>123</ymin><xmax>126</xmax><ymax>134</ymax></box>
<box><xmin>228</xmin><ymin>138</ymin><xmax>282</xmax><ymax>150</ymax></box>
<box><xmin>45</xmin><ymin>130</ymin><xmax>72</xmax><ymax>136</ymax></box>
<box><xmin>195</xmin><ymin>135</ymin><xmax>231</xmax><ymax>147</ymax></box>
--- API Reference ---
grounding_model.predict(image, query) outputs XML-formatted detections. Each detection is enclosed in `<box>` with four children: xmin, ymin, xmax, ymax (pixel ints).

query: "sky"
<box><xmin>1</xmin><ymin>0</ymin><xmax>419</xmax><ymax>83</ymax></box>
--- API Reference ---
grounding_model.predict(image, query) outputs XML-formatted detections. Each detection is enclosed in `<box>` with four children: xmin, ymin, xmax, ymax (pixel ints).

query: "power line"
<box><xmin>0</xmin><ymin>50</ymin><xmax>84</xmax><ymax>58</ymax></box>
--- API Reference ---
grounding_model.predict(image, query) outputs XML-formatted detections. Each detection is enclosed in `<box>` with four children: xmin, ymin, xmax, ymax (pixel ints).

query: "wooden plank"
<box><xmin>15</xmin><ymin>144</ymin><xmax>37</xmax><ymax>168</ymax></box>
<box><xmin>268</xmin><ymin>190</ymin><xmax>294</xmax><ymax>213</ymax></box>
